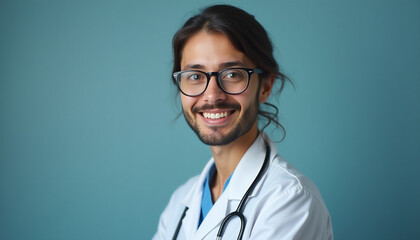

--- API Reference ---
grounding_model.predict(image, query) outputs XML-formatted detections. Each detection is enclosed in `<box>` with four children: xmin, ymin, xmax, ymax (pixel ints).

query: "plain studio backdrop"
<box><xmin>1</xmin><ymin>0</ymin><xmax>419</xmax><ymax>239</ymax></box>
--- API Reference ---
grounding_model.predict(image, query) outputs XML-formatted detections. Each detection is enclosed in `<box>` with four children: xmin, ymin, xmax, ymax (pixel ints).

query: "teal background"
<box><xmin>1</xmin><ymin>0</ymin><xmax>419</xmax><ymax>239</ymax></box>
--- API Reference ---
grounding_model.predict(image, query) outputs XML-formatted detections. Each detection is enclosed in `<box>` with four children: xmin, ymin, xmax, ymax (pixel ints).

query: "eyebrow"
<box><xmin>182</xmin><ymin>61</ymin><xmax>248</xmax><ymax>71</ymax></box>
<box><xmin>219</xmin><ymin>61</ymin><xmax>247</xmax><ymax>69</ymax></box>
<box><xmin>183</xmin><ymin>64</ymin><xmax>205</xmax><ymax>70</ymax></box>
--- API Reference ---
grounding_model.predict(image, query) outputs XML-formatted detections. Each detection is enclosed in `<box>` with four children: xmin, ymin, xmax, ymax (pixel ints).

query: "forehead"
<box><xmin>181</xmin><ymin>31</ymin><xmax>254</xmax><ymax>70</ymax></box>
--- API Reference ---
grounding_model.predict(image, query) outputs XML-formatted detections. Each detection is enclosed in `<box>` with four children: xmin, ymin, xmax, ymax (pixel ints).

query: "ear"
<box><xmin>258</xmin><ymin>74</ymin><xmax>275</xmax><ymax>103</ymax></box>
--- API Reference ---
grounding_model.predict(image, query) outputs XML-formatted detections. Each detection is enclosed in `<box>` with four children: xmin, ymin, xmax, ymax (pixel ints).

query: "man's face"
<box><xmin>179</xmin><ymin>31</ymin><xmax>269</xmax><ymax>146</ymax></box>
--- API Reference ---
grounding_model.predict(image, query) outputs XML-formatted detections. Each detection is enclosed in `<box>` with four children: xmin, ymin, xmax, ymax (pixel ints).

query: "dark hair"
<box><xmin>172</xmin><ymin>4</ymin><xmax>290</xmax><ymax>139</ymax></box>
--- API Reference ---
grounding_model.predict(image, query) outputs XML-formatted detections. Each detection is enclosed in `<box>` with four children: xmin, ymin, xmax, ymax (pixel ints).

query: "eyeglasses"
<box><xmin>173</xmin><ymin>68</ymin><xmax>263</xmax><ymax>97</ymax></box>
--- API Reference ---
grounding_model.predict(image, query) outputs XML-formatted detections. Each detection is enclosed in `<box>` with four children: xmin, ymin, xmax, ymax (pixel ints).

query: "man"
<box><xmin>154</xmin><ymin>4</ymin><xmax>333</xmax><ymax>240</ymax></box>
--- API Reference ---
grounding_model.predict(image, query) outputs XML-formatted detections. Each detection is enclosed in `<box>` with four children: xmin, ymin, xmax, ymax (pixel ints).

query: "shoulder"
<box><xmin>262</xmin><ymin>154</ymin><xmax>325</xmax><ymax>204</ymax></box>
<box><xmin>261</xmin><ymin>134</ymin><xmax>323</xmax><ymax>200</ymax></box>
<box><xmin>248</xmin><ymin>155</ymin><xmax>333</xmax><ymax>239</ymax></box>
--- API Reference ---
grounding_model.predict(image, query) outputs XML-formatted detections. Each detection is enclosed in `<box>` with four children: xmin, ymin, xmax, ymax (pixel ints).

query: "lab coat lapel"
<box><xmin>227</xmin><ymin>134</ymin><xmax>268</xmax><ymax>200</ymax></box>
<box><xmin>194</xmin><ymin>192</ymin><xmax>229</xmax><ymax>239</ymax></box>
<box><xmin>194</xmin><ymin>133</ymin><xmax>274</xmax><ymax>239</ymax></box>
<box><xmin>181</xmin><ymin>159</ymin><xmax>214</xmax><ymax>240</ymax></box>
<box><xmin>180</xmin><ymin>133</ymin><xmax>277</xmax><ymax>239</ymax></box>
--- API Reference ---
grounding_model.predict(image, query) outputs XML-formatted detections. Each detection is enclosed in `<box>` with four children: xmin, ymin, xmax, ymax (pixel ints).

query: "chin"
<box><xmin>197</xmin><ymin>134</ymin><xmax>234</xmax><ymax>146</ymax></box>
<box><xmin>196</xmin><ymin>126</ymin><xmax>244</xmax><ymax>146</ymax></box>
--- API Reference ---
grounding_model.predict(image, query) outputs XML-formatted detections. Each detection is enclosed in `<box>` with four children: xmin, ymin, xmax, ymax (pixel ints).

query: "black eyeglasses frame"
<box><xmin>173</xmin><ymin>68</ymin><xmax>263</xmax><ymax>97</ymax></box>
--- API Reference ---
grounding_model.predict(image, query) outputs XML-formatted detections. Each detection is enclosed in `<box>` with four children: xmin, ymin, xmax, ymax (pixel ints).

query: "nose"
<box><xmin>202</xmin><ymin>76</ymin><xmax>226</xmax><ymax>103</ymax></box>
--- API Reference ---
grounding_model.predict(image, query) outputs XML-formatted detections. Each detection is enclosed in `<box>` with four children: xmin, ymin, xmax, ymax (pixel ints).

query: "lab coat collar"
<box><xmin>226</xmin><ymin>132</ymin><xmax>277</xmax><ymax>200</ymax></box>
<box><xmin>181</xmin><ymin>159</ymin><xmax>215</xmax><ymax>239</ymax></box>
<box><xmin>180</xmin><ymin>132</ymin><xmax>278</xmax><ymax>239</ymax></box>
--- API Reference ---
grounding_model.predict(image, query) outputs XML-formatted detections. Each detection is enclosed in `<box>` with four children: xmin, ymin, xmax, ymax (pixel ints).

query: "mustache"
<box><xmin>192</xmin><ymin>102</ymin><xmax>241</xmax><ymax>114</ymax></box>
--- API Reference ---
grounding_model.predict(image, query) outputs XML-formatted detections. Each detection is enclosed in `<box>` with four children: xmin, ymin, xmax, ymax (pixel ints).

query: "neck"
<box><xmin>209</xmin><ymin>123</ymin><xmax>259</xmax><ymax>201</ymax></box>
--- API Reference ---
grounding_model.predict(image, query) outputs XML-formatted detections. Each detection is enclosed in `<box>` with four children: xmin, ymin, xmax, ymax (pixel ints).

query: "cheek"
<box><xmin>240</xmin><ymin>80</ymin><xmax>260</xmax><ymax>105</ymax></box>
<box><xmin>235</xmin><ymin>93</ymin><xmax>257</xmax><ymax>111</ymax></box>
<box><xmin>180</xmin><ymin>95</ymin><xmax>195</xmax><ymax>111</ymax></box>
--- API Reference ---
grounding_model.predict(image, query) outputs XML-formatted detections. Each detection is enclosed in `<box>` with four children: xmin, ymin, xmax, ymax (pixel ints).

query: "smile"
<box><xmin>203</xmin><ymin>112</ymin><xmax>229</xmax><ymax>119</ymax></box>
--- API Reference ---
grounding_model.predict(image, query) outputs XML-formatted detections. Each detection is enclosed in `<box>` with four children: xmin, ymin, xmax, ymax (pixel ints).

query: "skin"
<box><xmin>180</xmin><ymin>30</ymin><xmax>274</xmax><ymax>202</ymax></box>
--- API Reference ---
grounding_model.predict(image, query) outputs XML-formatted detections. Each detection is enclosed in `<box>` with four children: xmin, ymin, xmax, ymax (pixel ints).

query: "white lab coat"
<box><xmin>153</xmin><ymin>133</ymin><xmax>333</xmax><ymax>239</ymax></box>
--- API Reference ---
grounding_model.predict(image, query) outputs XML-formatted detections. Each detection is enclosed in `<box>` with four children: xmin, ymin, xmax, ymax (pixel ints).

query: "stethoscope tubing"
<box><xmin>216</xmin><ymin>143</ymin><xmax>270</xmax><ymax>239</ymax></box>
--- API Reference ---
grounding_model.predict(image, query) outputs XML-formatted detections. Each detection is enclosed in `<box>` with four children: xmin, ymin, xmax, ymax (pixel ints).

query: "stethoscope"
<box><xmin>172</xmin><ymin>142</ymin><xmax>271</xmax><ymax>240</ymax></box>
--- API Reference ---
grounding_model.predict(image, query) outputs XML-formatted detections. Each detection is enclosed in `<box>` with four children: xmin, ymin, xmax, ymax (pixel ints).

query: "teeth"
<box><xmin>203</xmin><ymin>112</ymin><xmax>228</xmax><ymax>119</ymax></box>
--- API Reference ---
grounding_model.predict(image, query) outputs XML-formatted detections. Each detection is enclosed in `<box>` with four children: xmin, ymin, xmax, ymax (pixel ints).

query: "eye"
<box><xmin>225</xmin><ymin>72</ymin><xmax>238</xmax><ymax>78</ymax></box>
<box><xmin>221</xmin><ymin>69</ymin><xmax>246</xmax><ymax>82</ymax></box>
<box><xmin>181</xmin><ymin>71</ymin><xmax>206</xmax><ymax>85</ymax></box>
<box><xmin>188</xmin><ymin>73</ymin><xmax>202</xmax><ymax>80</ymax></box>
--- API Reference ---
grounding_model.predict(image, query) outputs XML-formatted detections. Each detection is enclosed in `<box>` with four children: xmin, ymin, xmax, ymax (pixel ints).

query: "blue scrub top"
<box><xmin>199</xmin><ymin>163</ymin><xmax>232</xmax><ymax>227</ymax></box>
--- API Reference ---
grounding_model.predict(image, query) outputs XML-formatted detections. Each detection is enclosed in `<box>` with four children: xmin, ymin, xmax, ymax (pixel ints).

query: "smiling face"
<box><xmin>180</xmin><ymin>31</ymin><xmax>272</xmax><ymax>146</ymax></box>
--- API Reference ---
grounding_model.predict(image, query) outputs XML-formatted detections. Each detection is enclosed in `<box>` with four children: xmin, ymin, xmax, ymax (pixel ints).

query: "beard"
<box><xmin>182</xmin><ymin>99</ymin><xmax>259</xmax><ymax>146</ymax></box>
